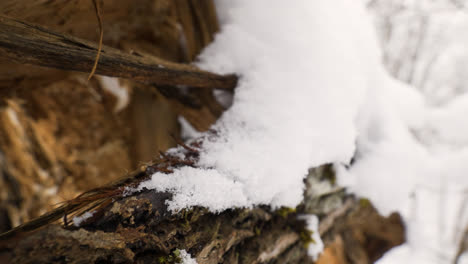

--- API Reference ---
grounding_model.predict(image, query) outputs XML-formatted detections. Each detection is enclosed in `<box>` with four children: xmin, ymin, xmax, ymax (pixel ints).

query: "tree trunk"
<box><xmin>0</xmin><ymin>1</ymin><xmax>405</xmax><ymax>263</ymax></box>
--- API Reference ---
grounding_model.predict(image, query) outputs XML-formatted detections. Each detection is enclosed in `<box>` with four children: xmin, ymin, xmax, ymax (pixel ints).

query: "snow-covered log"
<box><xmin>0</xmin><ymin>162</ymin><xmax>404</xmax><ymax>264</ymax></box>
<box><xmin>0</xmin><ymin>1</ymin><xmax>406</xmax><ymax>263</ymax></box>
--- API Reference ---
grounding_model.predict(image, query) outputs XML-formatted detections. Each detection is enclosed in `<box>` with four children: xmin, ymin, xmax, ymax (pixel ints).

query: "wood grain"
<box><xmin>0</xmin><ymin>15</ymin><xmax>237</xmax><ymax>90</ymax></box>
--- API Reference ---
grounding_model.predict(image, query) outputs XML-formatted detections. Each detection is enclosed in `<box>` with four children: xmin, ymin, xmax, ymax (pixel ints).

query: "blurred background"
<box><xmin>367</xmin><ymin>0</ymin><xmax>468</xmax><ymax>263</ymax></box>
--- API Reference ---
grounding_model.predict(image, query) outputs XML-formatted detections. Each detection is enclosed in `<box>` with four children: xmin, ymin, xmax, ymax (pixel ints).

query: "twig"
<box><xmin>88</xmin><ymin>0</ymin><xmax>104</xmax><ymax>80</ymax></box>
<box><xmin>170</xmin><ymin>133</ymin><xmax>200</xmax><ymax>154</ymax></box>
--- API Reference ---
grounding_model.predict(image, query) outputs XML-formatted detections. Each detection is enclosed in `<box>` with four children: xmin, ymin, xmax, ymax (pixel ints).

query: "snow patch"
<box><xmin>137</xmin><ymin>167</ymin><xmax>248</xmax><ymax>212</ymax></box>
<box><xmin>299</xmin><ymin>214</ymin><xmax>324</xmax><ymax>261</ymax></box>
<box><xmin>140</xmin><ymin>0</ymin><xmax>381</xmax><ymax>212</ymax></box>
<box><xmin>179</xmin><ymin>117</ymin><xmax>203</xmax><ymax>140</ymax></box>
<box><xmin>73</xmin><ymin>211</ymin><xmax>95</xmax><ymax>227</ymax></box>
<box><xmin>178</xmin><ymin>249</ymin><xmax>197</xmax><ymax>264</ymax></box>
<box><xmin>97</xmin><ymin>76</ymin><xmax>129</xmax><ymax>113</ymax></box>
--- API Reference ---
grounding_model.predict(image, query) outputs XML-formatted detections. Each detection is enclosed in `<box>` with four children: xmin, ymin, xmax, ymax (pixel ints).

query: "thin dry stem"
<box><xmin>88</xmin><ymin>0</ymin><xmax>104</xmax><ymax>80</ymax></box>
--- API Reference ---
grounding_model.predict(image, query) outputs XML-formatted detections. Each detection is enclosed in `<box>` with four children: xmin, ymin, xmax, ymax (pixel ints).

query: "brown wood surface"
<box><xmin>0</xmin><ymin>164</ymin><xmax>405</xmax><ymax>264</ymax></box>
<box><xmin>0</xmin><ymin>15</ymin><xmax>237</xmax><ymax>90</ymax></box>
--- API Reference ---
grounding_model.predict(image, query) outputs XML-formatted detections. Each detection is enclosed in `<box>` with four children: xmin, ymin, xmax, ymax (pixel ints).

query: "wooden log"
<box><xmin>0</xmin><ymin>15</ymin><xmax>237</xmax><ymax>90</ymax></box>
<box><xmin>0</xmin><ymin>158</ymin><xmax>405</xmax><ymax>264</ymax></box>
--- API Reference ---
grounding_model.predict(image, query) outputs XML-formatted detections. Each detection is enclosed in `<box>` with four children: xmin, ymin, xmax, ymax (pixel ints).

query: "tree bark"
<box><xmin>0</xmin><ymin>165</ymin><xmax>405</xmax><ymax>264</ymax></box>
<box><xmin>0</xmin><ymin>15</ymin><xmax>237</xmax><ymax>90</ymax></box>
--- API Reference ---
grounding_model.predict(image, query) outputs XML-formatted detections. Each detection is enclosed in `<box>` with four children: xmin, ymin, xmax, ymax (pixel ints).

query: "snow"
<box><xmin>179</xmin><ymin>117</ymin><xmax>203</xmax><ymax>140</ymax></box>
<box><xmin>338</xmin><ymin>53</ymin><xmax>468</xmax><ymax>263</ymax></box>
<box><xmin>426</xmin><ymin>94</ymin><xmax>468</xmax><ymax>147</ymax></box>
<box><xmin>97</xmin><ymin>76</ymin><xmax>129</xmax><ymax>113</ymax></box>
<box><xmin>140</xmin><ymin>0</ymin><xmax>379</xmax><ymax>212</ymax></box>
<box><xmin>299</xmin><ymin>214</ymin><xmax>324</xmax><ymax>261</ymax></box>
<box><xmin>73</xmin><ymin>211</ymin><xmax>95</xmax><ymax>227</ymax></box>
<box><xmin>137</xmin><ymin>167</ymin><xmax>248</xmax><ymax>212</ymax></box>
<box><xmin>134</xmin><ymin>0</ymin><xmax>468</xmax><ymax>262</ymax></box>
<box><xmin>459</xmin><ymin>252</ymin><xmax>468</xmax><ymax>264</ymax></box>
<box><xmin>178</xmin><ymin>249</ymin><xmax>197</xmax><ymax>264</ymax></box>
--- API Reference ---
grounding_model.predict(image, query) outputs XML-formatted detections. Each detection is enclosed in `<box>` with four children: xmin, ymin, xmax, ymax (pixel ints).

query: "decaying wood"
<box><xmin>0</xmin><ymin>15</ymin><xmax>237</xmax><ymax>90</ymax></box>
<box><xmin>0</xmin><ymin>0</ymin><xmax>225</xmax><ymax>232</ymax></box>
<box><xmin>0</xmin><ymin>140</ymin><xmax>202</xmax><ymax>240</ymax></box>
<box><xmin>0</xmin><ymin>162</ymin><xmax>405</xmax><ymax>264</ymax></box>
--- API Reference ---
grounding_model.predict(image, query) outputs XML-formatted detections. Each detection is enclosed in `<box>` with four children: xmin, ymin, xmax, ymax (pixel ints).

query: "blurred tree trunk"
<box><xmin>0</xmin><ymin>1</ymin><xmax>404</xmax><ymax>263</ymax></box>
<box><xmin>0</xmin><ymin>0</ymin><xmax>221</xmax><ymax>231</ymax></box>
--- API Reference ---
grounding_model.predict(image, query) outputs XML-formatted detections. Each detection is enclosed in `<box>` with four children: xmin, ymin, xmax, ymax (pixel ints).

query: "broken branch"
<box><xmin>0</xmin><ymin>15</ymin><xmax>237</xmax><ymax>90</ymax></box>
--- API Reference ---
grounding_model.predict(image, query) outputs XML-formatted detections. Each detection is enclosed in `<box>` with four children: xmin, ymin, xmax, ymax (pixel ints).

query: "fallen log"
<box><xmin>0</xmin><ymin>146</ymin><xmax>405</xmax><ymax>264</ymax></box>
<box><xmin>0</xmin><ymin>15</ymin><xmax>237</xmax><ymax>90</ymax></box>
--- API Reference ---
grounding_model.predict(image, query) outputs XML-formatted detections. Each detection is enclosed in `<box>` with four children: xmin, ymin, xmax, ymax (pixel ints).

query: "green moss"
<box><xmin>157</xmin><ymin>249</ymin><xmax>183</xmax><ymax>264</ymax></box>
<box><xmin>254</xmin><ymin>226</ymin><xmax>261</xmax><ymax>236</ymax></box>
<box><xmin>210</xmin><ymin>221</ymin><xmax>221</xmax><ymax>240</ymax></box>
<box><xmin>359</xmin><ymin>197</ymin><xmax>371</xmax><ymax>208</ymax></box>
<box><xmin>322</xmin><ymin>165</ymin><xmax>336</xmax><ymax>185</ymax></box>
<box><xmin>181</xmin><ymin>209</ymin><xmax>191</xmax><ymax>229</ymax></box>
<box><xmin>276</xmin><ymin>207</ymin><xmax>296</xmax><ymax>218</ymax></box>
<box><xmin>299</xmin><ymin>229</ymin><xmax>316</xmax><ymax>248</ymax></box>
<box><xmin>179</xmin><ymin>208</ymin><xmax>204</xmax><ymax>230</ymax></box>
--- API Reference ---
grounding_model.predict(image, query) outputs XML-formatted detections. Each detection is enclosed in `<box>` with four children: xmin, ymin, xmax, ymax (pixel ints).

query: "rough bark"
<box><xmin>0</xmin><ymin>15</ymin><xmax>237</xmax><ymax>90</ymax></box>
<box><xmin>0</xmin><ymin>165</ymin><xmax>405</xmax><ymax>264</ymax></box>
